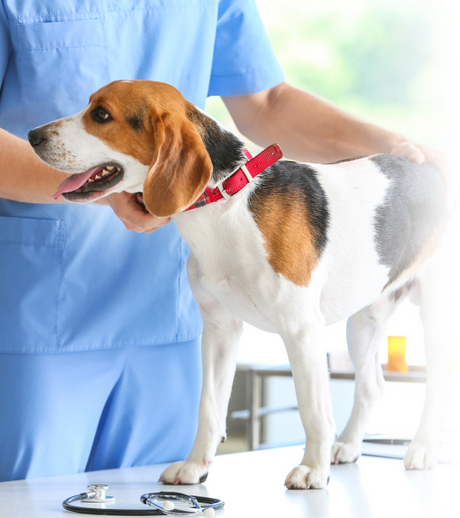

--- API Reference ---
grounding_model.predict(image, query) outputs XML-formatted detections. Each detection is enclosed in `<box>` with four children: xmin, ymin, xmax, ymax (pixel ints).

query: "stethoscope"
<box><xmin>63</xmin><ymin>484</ymin><xmax>224</xmax><ymax>516</ymax></box>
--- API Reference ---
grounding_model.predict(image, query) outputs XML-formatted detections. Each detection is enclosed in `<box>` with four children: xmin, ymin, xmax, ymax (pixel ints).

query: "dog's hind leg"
<box><xmin>331</xmin><ymin>292</ymin><xmax>405</xmax><ymax>464</ymax></box>
<box><xmin>404</xmin><ymin>252</ymin><xmax>455</xmax><ymax>469</ymax></box>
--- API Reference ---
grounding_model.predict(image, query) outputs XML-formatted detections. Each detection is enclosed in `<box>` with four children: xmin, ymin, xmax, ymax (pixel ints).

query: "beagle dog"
<box><xmin>28</xmin><ymin>80</ymin><xmax>452</xmax><ymax>489</ymax></box>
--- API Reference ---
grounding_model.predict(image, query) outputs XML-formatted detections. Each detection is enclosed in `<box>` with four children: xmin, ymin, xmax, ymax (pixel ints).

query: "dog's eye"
<box><xmin>92</xmin><ymin>107</ymin><xmax>111</xmax><ymax>123</ymax></box>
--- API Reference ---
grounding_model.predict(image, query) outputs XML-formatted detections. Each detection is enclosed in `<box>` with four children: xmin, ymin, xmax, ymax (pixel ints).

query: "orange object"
<box><xmin>386</xmin><ymin>336</ymin><xmax>409</xmax><ymax>372</ymax></box>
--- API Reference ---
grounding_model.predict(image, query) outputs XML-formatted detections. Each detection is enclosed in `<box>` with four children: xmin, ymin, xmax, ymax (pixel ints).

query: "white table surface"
<box><xmin>0</xmin><ymin>446</ymin><xmax>457</xmax><ymax>518</ymax></box>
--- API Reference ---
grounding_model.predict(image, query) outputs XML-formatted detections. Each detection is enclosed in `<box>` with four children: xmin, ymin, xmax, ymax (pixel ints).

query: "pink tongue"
<box><xmin>53</xmin><ymin>167</ymin><xmax>102</xmax><ymax>200</ymax></box>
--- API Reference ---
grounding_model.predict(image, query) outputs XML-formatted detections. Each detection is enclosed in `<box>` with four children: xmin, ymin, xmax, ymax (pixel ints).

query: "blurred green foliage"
<box><xmin>272</xmin><ymin>6</ymin><xmax>430</xmax><ymax>106</ymax></box>
<box><xmin>206</xmin><ymin>0</ymin><xmax>447</xmax><ymax>148</ymax></box>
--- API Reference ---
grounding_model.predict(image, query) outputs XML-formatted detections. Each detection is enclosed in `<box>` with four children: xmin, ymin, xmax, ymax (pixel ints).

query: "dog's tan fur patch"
<box><xmin>251</xmin><ymin>190</ymin><xmax>320</xmax><ymax>287</ymax></box>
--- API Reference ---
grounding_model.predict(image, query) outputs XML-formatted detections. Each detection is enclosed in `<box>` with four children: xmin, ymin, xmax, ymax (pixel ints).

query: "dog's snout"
<box><xmin>28</xmin><ymin>128</ymin><xmax>46</xmax><ymax>148</ymax></box>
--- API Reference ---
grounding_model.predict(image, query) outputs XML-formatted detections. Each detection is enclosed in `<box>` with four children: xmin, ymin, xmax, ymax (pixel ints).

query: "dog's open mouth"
<box><xmin>53</xmin><ymin>163</ymin><xmax>124</xmax><ymax>201</ymax></box>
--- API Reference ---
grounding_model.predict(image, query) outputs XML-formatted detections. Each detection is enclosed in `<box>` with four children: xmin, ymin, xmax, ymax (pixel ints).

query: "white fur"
<box><xmin>314</xmin><ymin>160</ymin><xmax>391</xmax><ymax>323</ymax></box>
<box><xmin>35</xmin><ymin>104</ymin><xmax>452</xmax><ymax>489</ymax></box>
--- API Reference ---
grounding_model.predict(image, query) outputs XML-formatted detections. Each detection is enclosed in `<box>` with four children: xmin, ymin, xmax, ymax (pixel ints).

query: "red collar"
<box><xmin>136</xmin><ymin>144</ymin><xmax>283</xmax><ymax>213</ymax></box>
<box><xmin>184</xmin><ymin>144</ymin><xmax>283</xmax><ymax>212</ymax></box>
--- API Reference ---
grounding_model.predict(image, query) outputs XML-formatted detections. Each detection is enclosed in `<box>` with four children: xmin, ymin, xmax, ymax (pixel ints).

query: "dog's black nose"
<box><xmin>28</xmin><ymin>128</ymin><xmax>46</xmax><ymax>148</ymax></box>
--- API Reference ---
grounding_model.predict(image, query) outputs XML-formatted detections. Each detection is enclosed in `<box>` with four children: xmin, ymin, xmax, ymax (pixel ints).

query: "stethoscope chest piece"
<box><xmin>81</xmin><ymin>484</ymin><xmax>115</xmax><ymax>504</ymax></box>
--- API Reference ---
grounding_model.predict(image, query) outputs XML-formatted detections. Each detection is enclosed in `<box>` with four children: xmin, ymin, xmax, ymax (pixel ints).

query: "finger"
<box><xmin>390</xmin><ymin>142</ymin><xmax>425</xmax><ymax>163</ymax></box>
<box><xmin>122</xmin><ymin>222</ymin><xmax>146</xmax><ymax>233</ymax></box>
<box><xmin>142</xmin><ymin>217</ymin><xmax>172</xmax><ymax>233</ymax></box>
<box><xmin>121</xmin><ymin>216</ymin><xmax>170</xmax><ymax>233</ymax></box>
<box><xmin>133</xmin><ymin>214</ymin><xmax>171</xmax><ymax>232</ymax></box>
<box><xmin>408</xmin><ymin>151</ymin><xmax>425</xmax><ymax>164</ymax></box>
<box><xmin>135</xmin><ymin>213</ymin><xmax>171</xmax><ymax>232</ymax></box>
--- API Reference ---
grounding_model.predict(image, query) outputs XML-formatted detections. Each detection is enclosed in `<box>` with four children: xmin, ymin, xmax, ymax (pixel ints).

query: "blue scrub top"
<box><xmin>0</xmin><ymin>0</ymin><xmax>284</xmax><ymax>354</ymax></box>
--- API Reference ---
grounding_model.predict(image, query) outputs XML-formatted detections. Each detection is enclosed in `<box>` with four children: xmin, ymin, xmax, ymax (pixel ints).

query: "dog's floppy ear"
<box><xmin>143</xmin><ymin>113</ymin><xmax>212</xmax><ymax>217</ymax></box>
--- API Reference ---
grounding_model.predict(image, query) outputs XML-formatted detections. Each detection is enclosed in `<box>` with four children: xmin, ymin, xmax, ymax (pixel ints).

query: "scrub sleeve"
<box><xmin>0</xmin><ymin>0</ymin><xmax>284</xmax><ymax>482</ymax></box>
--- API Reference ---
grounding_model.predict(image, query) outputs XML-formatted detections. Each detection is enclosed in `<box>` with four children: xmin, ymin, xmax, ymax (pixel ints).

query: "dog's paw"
<box><xmin>284</xmin><ymin>465</ymin><xmax>330</xmax><ymax>489</ymax></box>
<box><xmin>404</xmin><ymin>442</ymin><xmax>438</xmax><ymax>470</ymax></box>
<box><xmin>159</xmin><ymin>460</ymin><xmax>209</xmax><ymax>485</ymax></box>
<box><xmin>330</xmin><ymin>441</ymin><xmax>361</xmax><ymax>464</ymax></box>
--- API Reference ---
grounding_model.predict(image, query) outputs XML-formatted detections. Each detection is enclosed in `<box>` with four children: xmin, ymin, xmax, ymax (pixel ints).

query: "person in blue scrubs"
<box><xmin>0</xmin><ymin>0</ymin><xmax>287</xmax><ymax>482</ymax></box>
<box><xmin>0</xmin><ymin>0</ymin><xmax>449</xmax><ymax>482</ymax></box>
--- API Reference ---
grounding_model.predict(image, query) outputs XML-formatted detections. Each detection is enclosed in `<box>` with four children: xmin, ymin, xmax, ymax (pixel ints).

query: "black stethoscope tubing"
<box><xmin>62</xmin><ymin>491</ymin><xmax>224</xmax><ymax>516</ymax></box>
<box><xmin>63</xmin><ymin>493</ymin><xmax>160</xmax><ymax>515</ymax></box>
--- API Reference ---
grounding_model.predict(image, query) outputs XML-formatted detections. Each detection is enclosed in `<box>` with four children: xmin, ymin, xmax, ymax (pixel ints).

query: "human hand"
<box><xmin>390</xmin><ymin>141</ymin><xmax>459</xmax><ymax>209</ymax></box>
<box><xmin>106</xmin><ymin>191</ymin><xmax>171</xmax><ymax>233</ymax></box>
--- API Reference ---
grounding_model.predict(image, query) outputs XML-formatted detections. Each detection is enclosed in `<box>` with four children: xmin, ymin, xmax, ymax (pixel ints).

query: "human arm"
<box><xmin>0</xmin><ymin>127</ymin><xmax>69</xmax><ymax>203</ymax></box>
<box><xmin>223</xmin><ymin>81</ymin><xmax>457</xmax><ymax>207</ymax></box>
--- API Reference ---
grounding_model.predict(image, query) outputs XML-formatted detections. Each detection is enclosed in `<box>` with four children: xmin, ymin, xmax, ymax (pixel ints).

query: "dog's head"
<box><xmin>28</xmin><ymin>80</ymin><xmax>213</xmax><ymax>217</ymax></box>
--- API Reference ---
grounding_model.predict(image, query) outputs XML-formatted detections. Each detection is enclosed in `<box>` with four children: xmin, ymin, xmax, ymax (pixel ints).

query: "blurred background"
<box><xmin>208</xmin><ymin>0</ymin><xmax>458</xmax><ymax>148</ymax></box>
<box><xmin>205</xmin><ymin>0</ymin><xmax>460</xmax><ymax>456</ymax></box>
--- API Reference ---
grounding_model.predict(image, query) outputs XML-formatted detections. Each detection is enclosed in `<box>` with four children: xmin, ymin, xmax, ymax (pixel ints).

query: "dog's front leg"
<box><xmin>159</xmin><ymin>308</ymin><xmax>242</xmax><ymax>484</ymax></box>
<box><xmin>283</xmin><ymin>323</ymin><xmax>336</xmax><ymax>489</ymax></box>
<box><xmin>160</xmin><ymin>257</ymin><xmax>243</xmax><ymax>484</ymax></box>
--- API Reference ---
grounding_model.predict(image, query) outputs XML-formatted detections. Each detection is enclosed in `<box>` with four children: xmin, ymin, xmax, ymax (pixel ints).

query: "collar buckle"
<box><xmin>217</xmin><ymin>182</ymin><xmax>232</xmax><ymax>200</ymax></box>
<box><xmin>216</xmin><ymin>162</ymin><xmax>253</xmax><ymax>201</ymax></box>
<box><xmin>240</xmin><ymin>163</ymin><xmax>253</xmax><ymax>183</ymax></box>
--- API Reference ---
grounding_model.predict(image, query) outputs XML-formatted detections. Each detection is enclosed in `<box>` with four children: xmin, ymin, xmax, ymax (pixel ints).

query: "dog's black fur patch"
<box><xmin>188</xmin><ymin>107</ymin><xmax>247</xmax><ymax>182</ymax></box>
<box><xmin>248</xmin><ymin>160</ymin><xmax>329</xmax><ymax>255</ymax></box>
<box><xmin>372</xmin><ymin>154</ymin><xmax>447</xmax><ymax>285</ymax></box>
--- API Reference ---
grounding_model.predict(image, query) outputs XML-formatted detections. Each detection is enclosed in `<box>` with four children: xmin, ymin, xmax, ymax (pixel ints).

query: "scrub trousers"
<box><xmin>0</xmin><ymin>339</ymin><xmax>201</xmax><ymax>482</ymax></box>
